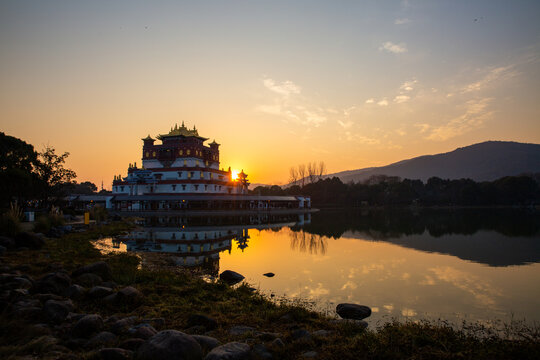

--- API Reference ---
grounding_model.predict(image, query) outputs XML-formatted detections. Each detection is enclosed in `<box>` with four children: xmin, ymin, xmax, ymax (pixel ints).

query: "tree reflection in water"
<box><xmin>289</xmin><ymin>229</ymin><xmax>328</xmax><ymax>255</ymax></box>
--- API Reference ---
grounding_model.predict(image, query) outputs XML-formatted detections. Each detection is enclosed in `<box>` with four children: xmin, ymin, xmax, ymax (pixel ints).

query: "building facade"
<box><xmin>112</xmin><ymin>123</ymin><xmax>249</xmax><ymax>196</ymax></box>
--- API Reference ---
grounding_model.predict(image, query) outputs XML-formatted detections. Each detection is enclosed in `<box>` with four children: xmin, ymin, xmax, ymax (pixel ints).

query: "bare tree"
<box><xmin>317</xmin><ymin>161</ymin><xmax>327</xmax><ymax>180</ymax></box>
<box><xmin>298</xmin><ymin>164</ymin><xmax>306</xmax><ymax>187</ymax></box>
<box><xmin>289</xmin><ymin>166</ymin><xmax>298</xmax><ymax>185</ymax></box>
<box><xmin>307</xmin><ymin>162</ymin><xmax>316</xmax><ymax>184</ymax></box>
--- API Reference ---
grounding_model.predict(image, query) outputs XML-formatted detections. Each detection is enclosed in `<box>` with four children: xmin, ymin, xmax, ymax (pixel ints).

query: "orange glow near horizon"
<box><xmin>231</xmin><ymin>169</ymin><xmax>240</xmax><ymax>181</ymax></box>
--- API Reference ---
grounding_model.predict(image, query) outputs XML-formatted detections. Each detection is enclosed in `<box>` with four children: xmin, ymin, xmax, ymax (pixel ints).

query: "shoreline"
<box><xmin>0</xmin><ymin>221</ymin><xmax>538</xmax><ymax>359</ymax></box>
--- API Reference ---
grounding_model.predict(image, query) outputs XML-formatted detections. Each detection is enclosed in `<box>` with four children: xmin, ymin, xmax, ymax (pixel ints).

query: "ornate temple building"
<box><xmin>112</xmin><ymin>122</ymin><xmax>249</xmax><ymax>196</ymax></box>
<box><xmin>110</xmin><ymin>124</ymin><xmax>311</xmax><ymax>212</ymax></box>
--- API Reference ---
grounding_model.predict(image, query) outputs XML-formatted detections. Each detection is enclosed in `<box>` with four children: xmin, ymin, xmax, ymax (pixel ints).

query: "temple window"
<box><xmin>189</xmin><ymin>172</ymin><xmax>193</xmax><ymax>179</ymax></box>
<box><xmin>182</xmin><ymin>185</ymin><xmax>186</xmax><ymax>191</ymax></box>
<box><xmin>187</xmin><ymin>149</ymin><xmax>191</xmax><ymax>155</ymax></box>
<box><xmin>145</xmin><ymin>151</ymin><xmax>149</xmax><ymax>157</ymax></box>
<box><xmin>183</xmin><ymin>159</ymin><xmax>187</xmax><ymax>166</ymax></box>
<box><xmin>172</xmin><ymin>184</ymin><xmax>176</xmax><ymax>191</ymax></box>
<box><xmin>195</xmin><ymin>160</ymin><xmax>199</xmax><ymax>167</ymax></box>
<box><xmin>152</xmin><ymin>151</ymin><xmax>156</xmax><ymax>157</ymax></box>
<box><xmin>205</xmin><ymin>160</ymin><xmax>209</xmax><ymax>167</ymax></box>
<box><xmin>204</xmin><ymin>185</ymin><xmax>208</xmax><ymax>191</ymax></box>
<box><xmin>194</xmin><ymin>185</ymin><xmax>199</xmax><ymax>191</ymax></box>
<box><xmin>120</xmin><ymin>186</ymin><xmax>124</xmax><ymax>191</ymax></box>
<box><xmin>179</xmin><ymin>149</ymin><xmax>183</xmax><ymax>155</ymax></box>
<box><xmin>177</xmin><ymin>171</ymin><xmax>182</xmax><ymax>177</ymax></box>
<box><xmin>200</xmin><ymin>171</ymin><xmax>204</xmax><ymax>178</ymax></box>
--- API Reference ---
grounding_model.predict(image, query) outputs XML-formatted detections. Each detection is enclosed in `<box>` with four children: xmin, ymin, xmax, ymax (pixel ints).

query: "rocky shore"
<box><xmin>0</xmin><ymin>223</ymin><xmax>538</xmax><ymax>359</ymax></box>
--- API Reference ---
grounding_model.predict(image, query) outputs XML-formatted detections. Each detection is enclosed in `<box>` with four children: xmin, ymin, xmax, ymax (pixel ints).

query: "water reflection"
<box><xmin>105</xmin><ymin>208</ymin><xmax>540</xmax><ymax>324</ymax></box>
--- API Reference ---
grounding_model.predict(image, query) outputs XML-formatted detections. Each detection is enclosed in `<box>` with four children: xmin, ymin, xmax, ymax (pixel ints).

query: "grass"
<box><xmin>1</xmin><ymin>220</ymin><xmax>539</xmax><ymax>359</ymax></box>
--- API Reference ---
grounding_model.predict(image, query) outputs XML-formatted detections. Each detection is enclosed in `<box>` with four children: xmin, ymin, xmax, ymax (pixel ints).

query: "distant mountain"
<box><xmin>327</xmin><ymin>141</ymin><xmax>540</xmax><ymax>183</ymax></box>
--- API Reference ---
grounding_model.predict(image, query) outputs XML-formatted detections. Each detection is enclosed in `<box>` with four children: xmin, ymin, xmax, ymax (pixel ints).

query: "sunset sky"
<box><xmin>1</xmin><ymin>1</ymin><xmax>539</xmax><ymax>188</ymax></box>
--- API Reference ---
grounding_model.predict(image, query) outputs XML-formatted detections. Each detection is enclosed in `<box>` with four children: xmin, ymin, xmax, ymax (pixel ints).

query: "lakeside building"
<box><xmin>110</xmin><ymin>124</ymin><xmax>310</xmax><ymax>212</ymax></box>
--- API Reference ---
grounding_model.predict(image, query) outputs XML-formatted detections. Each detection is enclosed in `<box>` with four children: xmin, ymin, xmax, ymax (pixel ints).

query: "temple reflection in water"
<box><xmin>116</xmin><ymin>212</ymin><xmax>311</xmax><ymax>275</ymax></box>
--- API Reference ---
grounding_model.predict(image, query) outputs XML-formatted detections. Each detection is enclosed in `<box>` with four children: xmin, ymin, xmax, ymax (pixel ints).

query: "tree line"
<box><xmin>250</xmin><ymin>173</ymin><xmax>540</xmax><ymax>207</ymax></box>
<box><xmin>0</xmin><ymin>132</ymin><xmax>98</xmax><ymax>210</ymax></box>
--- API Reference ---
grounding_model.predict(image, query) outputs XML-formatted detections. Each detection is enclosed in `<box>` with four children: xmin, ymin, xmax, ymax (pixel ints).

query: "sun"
<box><xmin>231</xmin><ymin>169</ymin><xmax>239</xmax><ymax>181</ymax></box>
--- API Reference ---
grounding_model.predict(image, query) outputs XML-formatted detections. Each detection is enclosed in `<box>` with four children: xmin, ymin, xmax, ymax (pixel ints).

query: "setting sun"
<box><xmin>231</xmin><ymin>169</ymin><xmax>240</xmax><ymax>181</ymax></box>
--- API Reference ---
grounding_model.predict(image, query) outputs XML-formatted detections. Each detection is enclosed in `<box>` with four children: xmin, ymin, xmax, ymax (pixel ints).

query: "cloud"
<box><xmin>379</xmin><ymin>41</ymin><xmax>408</xmax><ymax>54</ymax></box>
<box><xmin>414</xmin><ymin>123</ymin><xmax>431</xmax><ymax>133</ymax></box>
<box><xmin>394</xmin><ymin>18</ymin><xmax>411</xmax><ymax>25</ymax></box>
<box><xmin>462</xmin><ymin>66</ymin><xmax>516</xmax><ymax>93</ymax></box>
<box><xmin>365</xmin><ymin>98</ymin><xmax>375</xmax><ymax>104</ymax></box>
<box><xmin>394</xmin><ymin>95</ymin><xmax>410</xmax><ymax>103</ymax></box>
<box><xmin>377</xmin><ymin>98</ymin><xmax>389</xmax><ymax>106</ymax></box>
<box><xmin>400</xmin><ymin>79</ymin><xmax>417</xmax><ymax>92</ymax></box>
<box><xmin>345</xmin><ymin>132</ymin><xmax>380</xmax><ymax>145</ymax></box>
<box><xmin>338</xmin><ymin>120</ymin><xmax>354</xmax><ymax>129</ymax></box>
<box><xmin>427</xmin><ymin>98</ymin><xmax>493</xmax><ymax>141</ymax></box>
<box><xmin>263</xmin><ymin>78</ymin><xmax>301</xmax><ymax>96</ymax></box>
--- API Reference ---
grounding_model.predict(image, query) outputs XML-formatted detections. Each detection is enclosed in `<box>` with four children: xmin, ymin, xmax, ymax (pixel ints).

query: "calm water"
<box><xmin>101</xmin><ymin>209</ymin><xmax>540</xmax><ymax>325</ymax></box>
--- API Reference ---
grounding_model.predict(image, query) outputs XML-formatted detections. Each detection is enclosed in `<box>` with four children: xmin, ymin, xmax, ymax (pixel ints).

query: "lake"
<box><xmin>99</xmin><ymin>208</ymin><xmax>540</xmax><ymax>326</ymax></box>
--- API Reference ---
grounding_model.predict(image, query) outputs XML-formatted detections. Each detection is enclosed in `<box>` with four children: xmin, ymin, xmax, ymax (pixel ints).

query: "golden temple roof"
<box><xmin>157</xmin><ymin>122</ymin><xmax>207</xmax><ymax>140</ymax></box>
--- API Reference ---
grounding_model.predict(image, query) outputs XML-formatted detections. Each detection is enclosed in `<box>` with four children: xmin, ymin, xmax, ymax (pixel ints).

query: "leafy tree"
<box><xmin>36</xmin><ymin>146</ymin><xmax>77</xmax><ymax>201</ymax></box>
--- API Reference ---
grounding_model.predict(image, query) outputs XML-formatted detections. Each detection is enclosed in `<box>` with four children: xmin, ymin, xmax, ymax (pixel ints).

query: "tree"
<box><xmin>298</xmin><ymin>164</ymin><xmax>306</xmax><ymax>187</ymax></box>
<box><xmin>289</xmin><ymin>167</ymin><xmax>298</xmax><ymax>185</ymax></box>
<box><xmin>317</xmin><ymin>161</ymin><xmax>327</xmax><ymax>180</ymax></box>
<box><xmin>0</xmin><ymin>133</ymin><xmax>40</xmax><ymax>207</ymax></box>
<box><xmin>36</xmin><ymin>146</ymin><xmax>77</xmax><ymax>201</ymax></box>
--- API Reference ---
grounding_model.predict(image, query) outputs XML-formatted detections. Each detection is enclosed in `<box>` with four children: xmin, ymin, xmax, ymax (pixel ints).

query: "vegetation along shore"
<box><xmin>1</xmin><ymin>218</ymin><xmax>538</xmax><ymax>360</ymax></box>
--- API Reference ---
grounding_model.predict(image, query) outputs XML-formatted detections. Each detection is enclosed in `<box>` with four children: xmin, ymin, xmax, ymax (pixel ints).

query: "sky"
<box><xmin>1</xmin><ymin>0</ymin><xmax>540</xmax><ymax>188</ymax></box>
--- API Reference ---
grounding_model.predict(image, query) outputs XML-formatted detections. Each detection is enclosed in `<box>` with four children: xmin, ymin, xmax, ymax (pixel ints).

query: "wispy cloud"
<box><xmin>462</xmin><ymin>66</ymin><xmax>516</xmax><ymax>93</ymax></box>
<box><xmin>262</xmin><ymin>78</ymin><xmax>301</xmax><ymax>96</ymax></box>
<box><xmin>414</xmin><ymin>123</ymin><xmax>431</xmax><ymax>133</ymax></box>
<box><xmin>379</xmin><ymin>41</ymin><xmax>408</xmax><ymax>54</ymax></box>
<box><xmin>377</xmin><ymin>98</ymin><xmax>389</xmax><ymax>106</ymax></box>
<box><xmin>257</xmin><ymin>77</ymin><xmax>327</xmax><ymax>127</ymax></box>
<box><xmin>365</xmin><ymin>98</ymin><xmax>375</xmax><ymax>104</ymax></box>
<box><xmin>394</xmin><ymin>95</ymin><xmax>410</xmax><ymax>103</ymax></box>
<box><xmin>427</xmin><ymin>98</ymin><xmax>493</xmax><ymax>141</ymax></box>
<box><xmin>394</xmin><ymin>18</ymin><xmax>411</xmax><ymax>25</ymax></box>
<box><xmin>345</xmin><ymin>132</ymin><xmax>380</xmax><ymax>145</ymax></box>
<box><xmin>400</xmin><ymin>79</ymin><xmax>417</xmax><ymax>92</ymax></box>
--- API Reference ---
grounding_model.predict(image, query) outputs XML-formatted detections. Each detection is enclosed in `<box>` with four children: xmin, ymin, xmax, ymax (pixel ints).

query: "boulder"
<box><xmin>301</xmin><ymin>351</ymin><xmax>318</xmax><ymax>358</ymax></box>
<box><xmin>64</xmin><ymin>284</ymin><xmax>85</xmax><ymax>299</ymax></box>
<box><xmin>72</xmin><ymin>314</ymin><xmax>104</xmax><ymax>337</ymax></box>
<box><xmin>135</xmin><ymin>330</ymin><xmax>202</xmax><ymax>360</ymax></box>
<box><xmin>262</xmin><ymin>273</ymin><xmax>275</xmax><ymax>277</ymax></box>
<box><xmin>76</xmin><ymin>273</ymin><xmax>103</xmax><ymax>287</ymax></box>
<box><xmin>336</xmin><ymin>303</ymin><xmax>371</xmax><ymax>320</ymax></box>
<box><xmin>110</xmin><ymin>316</ymin><xmax>138</xmax><ymax>334</ymax></box>
<box><xmin>229</xmin><ymin>325</ymin><xmax>255</xmax><ymax>336</ymax></box>
<box><xmin>14</xmin><ymin>232</ymin><xmax>45</xmax><ymax>249</ymax></box>
<box><xmin>113</xmin><ymin>286</ymin><xmax>143</xmax><ymax>305</ymax></box>
<box><xmin>191</xmin><ymin>335</ymin><xmax>220</xmax><ymax>352</ymax></box>
<box><xmin>72</xmin><ymin>261</ymin><xmax>112</xmax><ymax>281</ymax></box>
<box><xmin>43</xmin><ymin>299</ymin><xmax>74</xmax><ymax>323</ymax></box>
<box><xmin>252</xmin><ymin>343</ymin><xmax>273</xmax><ymax>359</ymax></box>
<box><xmin>271</xmin><ymin>338</ymin><xmax>284</xmax><ymax>348</ymax></box>
<box><xmin>33</xmin><ymin>272</ymin><xmax>72</xmax><ymax>295</ymax></box>
<box><xmin>219</xmin><ymin>270</ymin><xmax>244</xmax><ymax>285</ymax></box>
<box><xmin>204</xmin><ymin>342</ymin><xmax>250</xmax><ymax>360</ymax></box>
<box><xmin>291</xmin><ymin>329</ymin><xmax>311</xmax><ymax>341</ymax></box>
<box><xmin>0</xmin><ymin>236</ymin><xmax>15</xmax><ymax>249</ymax></box>
<box><xmin>130</xmin><ymin>324</ymin><xmax>158</xmax><ymax>340</ymax></box>
<box><xmin>187</xmin><ymin>314</ymin><xmax>218</xmax><ymax>331</ymax></box>
<box><xmin>88</xmin><ymin>286</ymin><xmax>114</xmax><ymax>298</ymax></box>
<box><xmin>87</xmin><ymin>331</ymin><xmax>117</xmax><ymax>349</ymax></box>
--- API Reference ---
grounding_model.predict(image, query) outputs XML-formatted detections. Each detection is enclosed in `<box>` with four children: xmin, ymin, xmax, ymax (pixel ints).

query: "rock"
<box><xmin>291</xmin><ymin>329</ymin><xmax>311</xmax><ymax>341</ymax></box>
<box><xmin>65</xmin><ymin>284</ymin><xmax>85</xmax><ymax>299</ymax></box>
<box><xmin>257</xmin><ymin>332</ymin><xmax>281</xmax><ymax>341</ymax></box>
<box><xmin>191</xmin><ymin>335</ymin><xmax>220</xmax><ymax>351</ymax></box>
<box><xmin>72</xmin><ymin>261</ymin><xmax>112</xmax><ymax>281</ymax></box>
<box><xmin>312</xmin><ymin>330</ymin><xmax>333</xmax><ymax>337</ymax></box>
<box><xmin>229</xmin><ymin>325</ymin><xmax>255</xmax><ymax>336</ymax></box>
<box><xmin>76</xmin><ymin>273</ymin><xmax>103</xmax><ymax>287</ymax></box>
<box><xmin>11</xmin><ymin>276</ymin><xmax>33</xmax><ymax>289</ymax></box>
<box><xmin>187</xmin><ymin>314</ymin><xmax>218</xmax><ymax>331</ymax></box>
<box><xmin>271</xmin><ymin>338</ymin><xmax>284</xmax><ymax>348</ymax></box>
<box><xmin>205</xmin><ymin>342</ymin><xmax>250</xmax><ymax>360</ymax></box>
<box><xmin>33</xmin><ymin>272</ymin><xmax>72</xmax><ymax>295</ymax></box>
<box><xmin>13</xmin><ymin>305</ymin><xmax>42</xmax><ymax>320</ymax></box>
<box><xmin>252</xmin><ymin>343</ymin><xmax>273</xmax><ymax>359</ymax></box>
<box><xmin>97</xmin><ymin>347</ymin><xmax>133</xmax><ymax>360</ymax></box>
<box><xmin>131</xmin><ymin>324</ymin><xmax>158</xmax><ymax>340</ymax></box>
<box><xmin>88</xmin><ymin>286</ymin><xmax>114</xmax><ymax>298</ymax></box>
<box><xmin>102</xmin><ymin>281</ymin><xmax>118</xmax><ymax>289</ymax></box>
<box><xmin>219</xmin><ymin>270</ymin><xmax>244</xmax><ymax>285</ymax></box>
<box><xmin>15</xmin><ymin>232</ymin><xmax>45</xmax><ymax>249</ymax></box>
<box><xmin>43</xmin><ymin>299</ymin><xmax>74</xmax><ymax>323</ymax></box>
<box><xmin>0</xmin><ymin>236</ymin><xmax>15</xmax><ymax>249</ymax></box>
<box><xmin>115</xmin><ymin>286</ymin><xmax>143</xmax><ymax>305</ymax></box>
<box><xmin>135</xmin><ymin>330</ymin><xmax>202</xmax><ymax>360</ymax></box>
<box><xmin>142</xmin><ymin>318</ymin><xmax>165</xmax><ymax>329</ymax></box>
<box><xmin>262</xmin><ymin>273</ymin><xmax>275</xmax><ymax>277</ymax></box>
<box><xmin>329</xmin><ymin>318</ymin><xmax>369</xmax><ymax>329</ymax></box>
<box><xmin>72</xmin><ymin>314</ymin><xmax>104</xmax><ymax>337</ymax></box>
<box><xmin>87</xmin><ymin>331</ymin><xmax>117</xmax><ymax>349</ymax></box>
<box><xmin>110</xmin><ymin>317</ymin><xmax>138</xmax><ymax>334</ymax></box>
<box><xmin>301</xmin><ymin>351</ymin><xmax>318</xmax><ymax>358</ymax></box>
<box><xmin>336</xmin><ymin>303</ymin><xmax>371</xmax><ymax>320</ymax></box>
<box><xmin>119</xmin><ymin>338</ymin><xmax>146</xmax><ymax>351</ymax></box>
